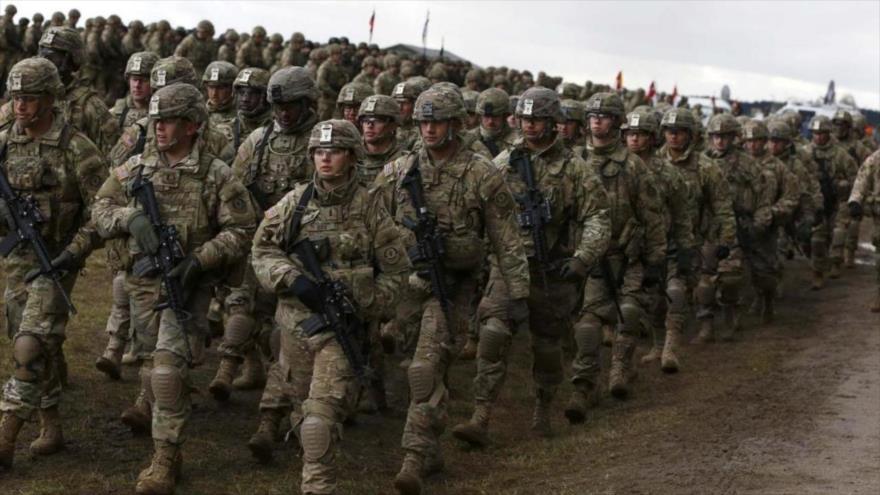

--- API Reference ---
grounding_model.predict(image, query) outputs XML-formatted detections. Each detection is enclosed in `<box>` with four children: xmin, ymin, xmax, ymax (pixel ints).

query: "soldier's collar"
<box><xmin>9</xmin><ymin>110</ymin><xmax>65</xmax><ymax>144</ymax></box>
<box><xmin>314</xmin><ymin>170</ymin><xmax>359</xmax><ymax>205</ymax></box>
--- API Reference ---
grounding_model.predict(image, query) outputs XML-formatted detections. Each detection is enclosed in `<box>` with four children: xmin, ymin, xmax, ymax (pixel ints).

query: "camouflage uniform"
<box><xmin>453</xmin><ymin>88</ymin><xmax>610</xmax><ymax>446</ymax></box>
<box><xmin>559</xmin><ymin>98</ymin><xmax>586</xmax><ymax>150</ymax></box>
<box><xmin>279</xmin><ymin>32</ymin><xmax>308</xmax><ymax>68</ymax></box>
<box><xmin>831</xmin><ymin>109</ymin><xmax>871</xmax><ymax>267</ymax></box>
<box><xmin>373</xmin><ymin>88</ymin><xmax>530</xmax><ymax>493</ymax></box>
<box><xmin>215</xmin><ymin>67</ymin><xmax>273</xmax><ymax>153</ymax></box>
<box><xmin>476</xmin><ymin>88</ymin><xmax>518</xmax><ymax>157</ymax></box>
<box><xmin>110</xmin><ymin>52</ymin><xmax>160</xmax><ymax>130</ymax></box>
<box><xmin>352</xmin><ymin>55</ymin><xmax>379</xmax><ymax>87</ymax></box>
<box><xmin>235</xmin><ymin>26</ymin><xmax>267</xmax><ymax>69</ymax></box>
<box><xmin>0</xmin><ymin>58</ymin><xmax>108</xmax><ymax>469</ymax></box>
<box><xmin>373</xmin><ymin>54</ymin><xmax>401</xmax><ymax>95</ymax></box>
<box><xmin>316</xmin><ymin>46</ymin><xmax>350</xmax><ymax>120</ymax></box>
<box><xmin>262</xmin><ymin>34</ymin><xmax>284</xmax><ymax>70</ymax></box>
<box><xmin>358</xmin><ymin>94</ymin><xmax>404</xmax><ymax>184</ymax></box>
<box><xmin>335</xmin><ymin>81</ymin><xmax>374</xmax><ymax>126</ymax></box>
<box><xmin>93</xmin><ymin>83</ymin><xmax>256</xmax><ymax>494</ymax></box>
<box><xmin>203</xmin><ymin>60</ymin><xmax>239</xmax><ymax>128</ymax></box>
<box><xmin>847</xmin><ymin>149</ymin><xmax>880</xmax><ymax>311</ymax></box>
<box><xmin>392</xmin><ymin>77</ymin><xmax>431</xmax><ymax>150</ymax></box>
<box><xmin>572</xmin><ymin>93</ymin><xmax>666</xmax><ymax>402</ymax></box>
<box><xmin>216</xmin><ymin>29</ymin><xmax>238</xmax><ymax>64</ymax></box>
<box><xmin>252</xmin><ymin>120</ymin><xmax>407</xmax><ymax>494</ymax></box>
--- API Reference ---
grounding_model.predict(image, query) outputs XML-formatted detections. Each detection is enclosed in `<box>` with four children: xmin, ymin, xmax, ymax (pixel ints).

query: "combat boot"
<box><xmin>844</xmin><ymin>248</ymin><xmax>856</xmax><ymax>268</ymax></box>
<box><xmin>661</xmin><ymin>320</ymin><xmax>682</xmax><ymax>374</ymax></box>
<box><xmin>609</xmin><ymin>335</ymin><xmax>636</xmax><ymax>400</ymax></box>
<box><xmin>829</xmin><ymin>262</ymin><xmax>842</xmax><ymax>279</ymax></box>
<box><xmin>122</xmin><ymin>344</ymin><xmax>138</xmax><ymax>365</ymax></box>
<box><xmin>452</xmin><ymin>403</ymin><xmax>490</xmax><ymax>447</ymax></box>
<box><xmin>232</xmin><ymin>350</ymin><xmax>266</xmax><ymax>390</ymax></box>
<box><xmin>530</xmin><ymin>388</ymin><xmax>554</xmax><ymax>438</ymax></box>
<box><xmin>458</xmin><ymin>337</ymin><xmax>477</xmax><ymax>361</ymax></box>
<box><xmin>208</xmin><ymin>357</ymin><xmax>240</xmax><ymax>402</ymax></box>
<box><xmin>135</xmin><ymin>440</ymin><xmax>181</xmax><ymax>495</ymax></box>
<box><xmin>248</xmin><ymin>409</ymin><xmax>281</xmax><ymax>463</ymax></box>
<box><xmin>95</xmin><ymin>335</ymin><xmax>125</xmax><ymax>380</ymax></box>
<box><xmin>393</xmin><ymin>453</ymin><xmax>424</xmax><ymax>495</ymax></box>
<box><xmin>121</xmin><ymin>396</ymin><xmax>152</xmax><ymax>435</ymax></box>
<box><xmin>811</xmin><ymin>270</ymin><xmax>825</xmax><ymax>290</ymax></box>
<box><xmin>0</xmin><ymin>412</ymin><xmax>26</xmax><ymax>469</ymax></box>
<box><xmin>691</xmin><ymin>319</ymin><xmax>714</xmax><ymax>344</ymax></box>
<box><xmin>564</xmin><ymin>387</ymin><xmax>597</xmax><ymax>424</ymax></box>
<box><xmin>30</xmin><ymin>406</ymin><xmax>64</xmax><ymax>455</ymax></box>
<box><xmin>640</xmin><ymin>326</ymin><xmax>662</xmax><ymax>365</ymax></box>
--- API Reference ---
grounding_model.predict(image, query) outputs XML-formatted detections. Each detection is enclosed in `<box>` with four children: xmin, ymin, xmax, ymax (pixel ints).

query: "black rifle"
<box><xmin>292</xmin><ymin>238</ymin><xmax>371</xmax><ymax>381</ymax></box>
<box><xmin>129</xmin><ymin>174</ymin><xmax>192</xmax><ymax>355</ymax></box>
<box><xmin>813</xmin><ymin>151</ymin><xmax>837</xmax><ymax>218</ymax></box>
<box><xmin>510</xmin><ymin>148</ymin><xmax>553</xmax><ymax>292</ymax></box>
<box><xmin>400</xmin><ymin>159</ymin><xmax>453</xmax><ymax>340</ymax></box>
<box><xmin>0</xmin><ymin>145</ymin><xmax>76</xmax><ymax>315</ymax></box>
<box><xmin>599</xmin><ymin>257</ymin><xmax>626</xmax><ymax>324</ymax></box>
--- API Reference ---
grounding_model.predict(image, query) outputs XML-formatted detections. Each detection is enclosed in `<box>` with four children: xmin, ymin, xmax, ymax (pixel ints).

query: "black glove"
<box><xmin>848</xmin><ymin>201</ymin><xmax>863</xmax><ymax>219</ymax></box>
<box><xmin>281</xmin><ymin>274</ymin><xmax>323</xmax><ymax>313</ymax></box>
<box><xmin>559</xmin><ymin>257</ymin><xmax>588</xmax><ymax>281</ymax></box>
<box><xmin>715</xmin><ymin>245</ymin><xmax>731</xmax><ymax>260</ymax></box>
<box><xmin>169</xmin><ymin>256</ymin><xmax>202</xmax><ymax>290</ymax></box>
<box><xmin>642</xmin><ymin>264</ymin><xmax>663</xmax><ymax>288</ymax></box>
<box><xmin>24</xmin><ymin>250</ymin><xmax>76</xmax><ymax>283</ymax></box>
<box><xmin>508</xmin><ymin>297</ymin><xmax>530</xmax><ymax>332</ymax></box>
<box><xmin>676</xmin><ymin>248</ymin><xmax>694</xmax><ymax>276</ymax></box>
<box><xmin>127</xmin><ymin>211</ymin><xmax>159</xmax><ymax>254</ymax></box>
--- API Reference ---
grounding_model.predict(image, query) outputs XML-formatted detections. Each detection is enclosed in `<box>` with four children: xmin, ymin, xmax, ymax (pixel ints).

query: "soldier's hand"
<box><xmin>715</xmin><ymin>245</ymin><xmax>731</xmax><ymax>260</ymax></box>
<box><xmin>642</xmin><ymin>264</ymin><xmax>663</xmax><ymax>288</ymax></box>
<box><xmin>508</xmin><ymin>297</ymin><xmax>530</xmax><ymax>332</ymax></box>
<box><xmin>169</xmin><ymin>256</ymin><xmax>202</xmax><ymax>290</ymax></box>
<box><xmin>126</xmin><ymin>211</ymin><xmax>160</xmax><ymax>254</ymax></box>
<box><xmin>848</xmin><ymin>201</ymin><xmax>863</xmax><ymax>219</ymax></box>
<box><xmin>281</xmin><ymin>274</ymin><xmax>323</xmax><ymax>313</ymax></box>
<box><xmin>559</xmin><ymin>257</ymin><xmax>588</xmax><ymax>281</ymax></box>
<box><xmin>24</xmin><ymin>250</ymin><xmax>77</xmax><ymax>283</ymax></box>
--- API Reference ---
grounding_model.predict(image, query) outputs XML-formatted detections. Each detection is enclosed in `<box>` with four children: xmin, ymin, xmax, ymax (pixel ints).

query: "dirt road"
<box><xmin>0</xmin><ymin>243</ymin><xmax>877</xmax><ymax>494</ymax></box>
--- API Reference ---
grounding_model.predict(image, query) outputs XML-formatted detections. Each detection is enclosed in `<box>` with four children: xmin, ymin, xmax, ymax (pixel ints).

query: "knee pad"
<box><xmin>112</xmin><ymin>273</ymin><xmax>129</xmax><ymax>308</ymax></box>
<box><xmin>694</xmin><ymin>279</ymin><xmax>716</xmax><ymax>306</ymax></box>
<box><xmin>151</xmin><ymin>364</ymin><xmax>183</xmax><ymax>411</ymax></box>
<box><xmin>666</xmin><ymin>280</ymin><xmax>687</xmax><ymax>313</ymax></box>
<box><xmin>223</xmin><ymin>313</ymin><xmax>255</xmax><ymax>347</ymax></box>
<box><xmin>407</xmin><ymin>359</ymin><xmax>436</xmax><ymax>403</ymax></box>
<box><xmin>573</xmin><ymin>316</ymin><xmax>601</xmax><ymax>354</ymax></box>
<box><xmin>619</xmin><ymin>302</ymin><xmax>644</xmax><ymax>336</ymax></box>
<box><xmin>299</xmin><ymin>415</ymin><xmax>333</xmax><ymax>462</ymax></box>
<box><xmin>13</xmin><ymin>334</ymin><xmax>43</xmax><ymax>382</ymax></box>
<box><xmin>477</xmin><ymin>317</ymin><xmax>511</xmax><ymax>363</ymax></box>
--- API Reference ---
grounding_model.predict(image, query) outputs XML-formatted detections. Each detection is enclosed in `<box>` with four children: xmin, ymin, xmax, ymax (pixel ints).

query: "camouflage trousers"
<box><xmin>811</xmin><ymin>206</ymin><xmax>841</xmax><ymax>273</ymax></box>
<box><xmin>472</xmin><ymin>264</ymin><xmax>577</xmax><ymax>406</ymax></box>
<box><xmin>649</xmin><ymin>254</ymin><xmax>697</xmax><ymax>344</ymax></box>
<box><xmin>693</xmin><ymin>243</ymin><xmax>745</xmax><ymax>322</ymax></box>
<box><xmin>401</xmin><ymin>273</ymin><xmax>481</xmax><ymax>460</ymax></box>
<box><xmin>104</xmin><ymin>270</ymin><xmax>132</xmax><ymax>343</ymax></box>
<box><xmin>125</xmin><ymin>273</ymin><xmax>211</xmax><ymax>444</ymax></box>
<box><xmin>317</xmin><ymin>96</ymin><xmax>337</xmax><ymax>122</ymax></box>
<box><xmin>831</xmin><ymin>201</ymin><xmax>858</xmax><ymax>263</ymax></box>
<box><xmin>571</xmin><ymin>258</ymin><xmax>648</xmax><ymax>390</ymax></box>
<box><xmin>1</xmin><ymin>266</ymin><xmax>77</xmax><ymax>420</ymax></box>
<box><xmin>748</xmin><ymin>230</ymin><xmax>781</xmax><ymax>298</ymax></box>
<box><xmin>217</xmin><ymin>263</ymin><xmax>277</xmax><ymax>361</ymax></box>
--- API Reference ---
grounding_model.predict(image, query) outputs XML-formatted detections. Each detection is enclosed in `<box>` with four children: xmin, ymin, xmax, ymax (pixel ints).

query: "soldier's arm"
<box><xmin>87</xmin><ymin>95</ymin><xmax>122</xmax><ymax>156</ymax></box>
<box><xmin>480</xmin><ymin>165</ymin><xmax>530</xmax><ymax>299</ymax></box>
<box><xmin>704</xmin><ymin>160</ymin><xmax>737</xmax><ymax>246</ymax></box>
<box><xmin>251</xmin><ymin>191</ymin><xmax>302</xmax><ymax>293</ymax></box>
<box><xmin>772</xmin><ymin>163</ymin><xmax>800</xmax><ymax>221</ymax></box>
<box><xmin>231</xmin><ymin>128</ymin><xmax>261</xmax><ymax>186</ymax></box>
<box><xmin>173</xmin><ymin>36</ymin><xmax>190</xmax><ymax>57</ymax></box>
<box><xmin>572</xmin><ymin>160</ymin><xmax>611</xmax><ymax>269</ymax></box>
<box><xmin>631</xmin><ymin>159</ymin><xmax>667</xmax><ymax>266</ymax></box>
<box><xmin>365</xmin><ymin>191</ymin><xmax>409</xmax><ymax>321</ymax></box>
<box><xmin>64</xmin><ymin>135</ymin><xmax>110</xmax><ymax>259</ymax></box>
<box><xmin>849</xmin><ymin>151</ymin><xmax>879</xmax><ymax>204</ymax></box>
<box><xmin>235</xmin><ymin>46</ymin><xmax>248</xmax><ymax>69</ymax></box>
<box><xmin>93</xmin><ymin>161</ymin><xmax>138</xmax><ymax>239</ymax></box>
<box><xmin>753</xmin><ymin>168</ymin><xmax>777</xmax><ymax>230</ymax></box>
<box><xmin>194</xmin><ymin>164</ymin><xmax>258</xmax><ymax>271</ymax></box>
<box><xmin>316</xmin><ymin>64</ymin><xmax>334</xmax><ymax>98</ymax></box>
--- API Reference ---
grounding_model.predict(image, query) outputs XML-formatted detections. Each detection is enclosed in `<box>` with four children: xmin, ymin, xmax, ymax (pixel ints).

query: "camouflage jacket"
<box><xmin>93</xmin><ymin>143</ymin><xmax>256</xmax><ymax>271</ymax></box>
<box><xmin>752</xmin><ymin>151</ymin><xmax>800</xmax><ymax>225</ymax></box>
<box><xmin>110</xmin><ymin>95</ymin><xmax>149</xmax><ymax>130</ymax></box>
<box><xmin>359</xmin><ymin>139</ymin><xmax>405</xmax><ymax>185</ymax></box>
<box><xmin>317</xmin><ymin>59</ymin><xmax>349</xmax><ymax>100</ymax></box>
<box><xmin>372</xmin><ymin>141</ymin><xmax>531</xmax><ymax>298</ymax></box>
<box><xmin>659</xmin><ymin>143</ymin><xmax>736</xmax><ymax>247</ymax></box>
<box><xmin>373</xmin><ymin>70</ymin><xmax>400</xmax><ymax>96</ymax></box>
<box><xmin>585</xmin><ymin>139</ymin><xmax>666</xmax><ymax>266</ymax></box>
<box><xmin>704</xmin><ymin>147</ymin><xmax>774</xmax><ymax>234</ymax></box>
<box><xmin>262</xmin><ymin>44</ymin><xmax>283</xmax><ymax>70</ymax></box>
<box><xmin>279</xmin><ymin>47</ymin><xmax>308</xmax><ymax>68</ymax></box>
<box><xmin>252</xmin><ymin>173</ymin><xmax>407</xmax><ymax>328</ymax></box>
<box><xmin>174</xmin><ymin>34</ymin><xmax>217</xmax><ymax>77</ymax></box>
<box><xmin>835</xmin><ymin>134</ymin><xmax>872</xmax><ymax>165</ymax></box>
<box><xmin>479</xmin><ymin>125</ymin><xmax>519</xmax><ymax>158</ymax></box>
<box><xmin>642</xmin><ymin>153</ymin><xmax>695</xmax><ymax>252</ymax></box>
<box><xmin>236</xmin><ymin>40</ymin><xmax>266</xmax><ymax>69</ymax></box>
<box><xmin>217</xmin><ymin>44</ymin><xmax>236</xmax><ymax>64</ymax></box>
<box><xmin>214</xmin><ymin>107</ymin><xmax>274</xmax><ymax>153</ymax></box>
<box><xmin>410</xmin><ymin>129</ymin><xmax>492</xmax><ymax>159</ymax></box>
<box><xmin>805</xmin><ymin>141</ymin><xmax>859</xmax><ymax>206</ymax></box>
<box><xmin>0</xmin><ymin>112</ymin><xmax>108</xmax><ymax>267</ymax></box>
<box><xmin>849</xmin><ymin>149</ymin><xmax>880</xmax><ymax>217</ymax></box>
<box><xmin>493</xmin><ymin>137</ymin><xmax>611</xmax><ymax>272</ymax></box>
<box><xmin>109</xmin><ymin>117</ymin><xmax>234</xmax><ymax>168</ymax></box>
<box><xmin>396</xmin><ymin>122</ymin><xmax>418</xmax><ymax>151</ymax></box>
<box><xmin>232</xmin><ymin>112</ymin><xmax>318</xmax><ymax>213</ymax></box>
<box><xmin>207</xmin><ymin>98</ymin><xmax>238</xmax><ymax>130</ymax></box>
<box><xmin>773</xmin><ymin>145</ymin><xmax>822</xmax><ymax>219</ymax></box>
<box><xmin>352</xmin><ymin>71</ymin><xmax>375</xmax><ymax>88</ymax></box>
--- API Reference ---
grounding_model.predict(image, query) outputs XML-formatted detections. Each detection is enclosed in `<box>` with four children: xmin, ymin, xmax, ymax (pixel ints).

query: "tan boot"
<box><xmin>691</xmin><ymin>319</ymin><xmax>714</xmax><ymax>344</ymax></box>
<box><xmin>609</xmin><ymin>335</ymin><xmax>636</xmax><ymax>400</ymax></box>
<box><xmin>232</xmin><ymin>350</ymin><xmax>266</xmax><ymax>390</ymax></box>
<box><xmin>458</xmin><ymin>337</ymin><xmax>477</xmax><ymax>361</ymax></box>
<box><xmin>564</xmin><ymin>387</ymin><xmax>597</xmax><ymax>425</ymax></box>
<box><xmin>811</xmin><ymin>270</ymin><xmax>824</xmax><ymax>290</ymax></box>
<box><xmin>640</xmin><ymin>326</ymin><xmax>662</xmax><ymax>365</ymax></box>
<box><xmin>208</xmin><ymin>357</ymin><xmax>240</xmax><ymax>402</ymax></box>
<box><xmin>135</xmin><ymin>440</ymin><xmax>181</xmax><ymax>495</ymax></box>
<box><xmin>0</xmin><ymin>412</ymin><xmax>26</xmax><ymax>470</ymax></box>
<box><xmin>121</xmin><ymin>396</ymin><xmax>152</xmax><ymax>435</ymax></box>
<box><xmin>95</xmin><ymin>335</ymin><xmax>125</xmax><ymax>380</ymax></box>
<box><xmin>30</xmin><ymin>406</ymin><xmax>64</xmax><ymax>456</ymax></box>
<box><xmin>452</xmin><ymin>403</ymin><xmax>490</xmax><ymax>447</ymax></box>
<box><xmin>530</xmin><ymin>388</ymin><xmax>554</xmax><ymax>438</ymax></box>
<box><xmin>247</xmin><ymin>409</ymin><xmax>281</xmax><ymax>463</ymax></box>
<box><xmin>393</xmin><ymin>453</ymin><xmax>424</xmax><ymax>495</ymax></box>
<box><xmin>661</xmin><ymin>321</ymin><xmax>682</xmax><ymax>374</ymax></box>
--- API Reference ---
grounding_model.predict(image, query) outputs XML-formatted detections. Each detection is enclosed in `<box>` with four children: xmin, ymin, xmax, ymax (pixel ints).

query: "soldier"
<box><xmin>109</xmin><ymin>56</ymin><xmax>234</xmax><ymax>169</ymax></box>
<box><xmin>217</xmin><ymin>29</ymin><xmax>239</xmax><ymax>64</ymax></box>
<box><xmin>233</xmin><ymin>67</ymin><xmax>320</xmax><ymax>460</ymax></box>
<box><xmin>111</xmin><ymin>52</ymin><xmax>160</xmax><ymax>129</ymax></box>
<box><xmin>174</xmin><ymin>20</ymin><xmax>216</xmax><ymax>78</ymax></box>
<box><xmin>336</xmin><ymin>81</ymin><xmax>373</xmax><ymax>128</ymax></box>
<box><xmin>658</xmin><ymin>109</ymin><xmax>737</xmax><ymax>345</ymax></box>
<box><xmin>852</xmin><ymin>113</ymin><xmax>878</xmax><ymax>152</ymax></box>
<box><xmin>462</xmin><ymin>88</ymin><xmax>480</xmax><ymax>130</ymax></box>
<box><xmin>352</xmin><ymin>55</ymin><xmax>380</xmax><ymax>87</ymax></box>
<box><xmin>0</xmin><ymin>5</ymin><xmax>23</xmax><ymax>96</ymax></box>
<box><xmin>101</xmin><ymin>15</ymin><xmax>127</xmax><ymax>102</ymax></box>
<box><xmin>215</xmin><ymin>67</ymin><xmax>273</xmax><ymax>153</ymax></box>
<box><xmin>358</xmin><ymin>94</ymin><xmax>403</xmax><ymax>183</ymax></box>
<box><xmin>202</xmin><ymin>60</ymin><xmax>238</xmax><ymax>128</ymax></box>
<box><xmin>23</xmin><ymin>12</ymin><xmax>43</xmax><ymax>56</ymax></box>
<box><xmin>805</xmin><ymin>115</ymin><xmax>859</xmax><ymax>287</ymax></box>
<box><xmin>622</xmin><ymin>108</ymin><xmax>695</xmax><ymax>373</ymax></box>
<box><xmin>371</xmin><ymin>88</ymin><xmax>530</xmax><ymax>494</ymax></box>
<box><xmin>392</xmin><ymin>77</ymin><xmax>431</xmax><ymax>150</ymax></box>
<box><xmin>93</xmin><ymin>83</ymin><xmax>256</xmax><ymax>494</ymax></box>
<box><xmin>452</xmin><ymin>87</ymin><xmax>610</xmax><ymax>447</ymax></box>
<box><xmin>464</xmin><ymin>68</ymin><xmax>485</xmax><ymax>91</ymax></box>
<box><xmin>250</xmin><ymin>119</ymin><xmax>406</xmax><ymax>493</ymax></box>
<box><xmin>831</xmin><ymin>109</ymin><xmax>871</xmax><ymax>268</ymax></box>
<box><xmin>847</xmin><ymin>149</ymin><xmax>880</xmax><ymax>312</ymax></box>
<box><xmin>316</xmin><ymin>45</ymin><xmax>350</xmax><ymax>121</ymax></box>
<box><xmin>279</xmin><ymin>31</ymin><xmax>308</xmax><ymax>68</ymax></box>
<box><xmin>82</xmin><ymin>16</ymin><xmax>105</xmax><ymax>91</ymax></box>
<box><xmin>122</xmin><ymin>20</ymin><xmax>146</xmax><ymax>56</ymax></box>
<box><xmin>374</xmin><ymin>53</ymin><xmax>401</xmax><ymax>95</ymax></box>
<box><xmin>558</xmin><ymin>99</ymin><xmax>586</xmax><ymax>150</ymax></box>
<box><xmin>565</xmin><ymin>92</ymin><xmax>665</xmax><ymax>413</ymax></box>
<box><xmin>66</xmin><ymin>9</ymin><xmax>80</xmax><ymax>29</ymax></box>
<box><xmin>0</xmin><ymin>58</ymin><xmax>108</xmax><ymax>470</ymax></box>
<box><xmin>236</xmin><ymin>25</ymin><xmax>267</xmax><ymax>69</ymax></box>
<box><xmin>474</xmin><ymin>88</ymin><xmax>517</xmax><ymax>158</ymax></box>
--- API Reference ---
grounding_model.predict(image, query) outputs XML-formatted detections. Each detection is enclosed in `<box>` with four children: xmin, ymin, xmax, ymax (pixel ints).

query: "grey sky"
<box><xmin>15</xmin><ymin>0</ymin><xmax>880</xmax><ymax>109</ymax></box>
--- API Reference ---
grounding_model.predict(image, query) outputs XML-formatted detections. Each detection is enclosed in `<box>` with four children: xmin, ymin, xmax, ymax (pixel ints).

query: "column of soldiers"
<box><xmin>0</xmin><ymin>7</ymin><xmax>878</xmax><ymax>495</ymax></box>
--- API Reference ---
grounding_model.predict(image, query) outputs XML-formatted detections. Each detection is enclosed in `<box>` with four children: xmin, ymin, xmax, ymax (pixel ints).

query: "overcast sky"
<box><xmin>14</xmin><ymin>0</ymin><xmax>880</xmax><ymax>109</ymax></box>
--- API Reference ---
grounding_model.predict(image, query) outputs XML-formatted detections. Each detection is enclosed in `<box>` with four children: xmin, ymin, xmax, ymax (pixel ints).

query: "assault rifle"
<box><xmin>510</xmin><ymin>148</ymin><xmax>553</xmax><ymax>292</ymax></box>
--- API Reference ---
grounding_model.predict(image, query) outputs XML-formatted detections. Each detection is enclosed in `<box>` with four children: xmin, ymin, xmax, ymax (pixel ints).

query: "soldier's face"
<box><xmin>38</xmin><ymin>47</ymin><xmax>72</xmax><ymax>76</ymax></box>
<box><xmin>13</xmin><ymin>94</ymin><xmax>53</xmax><ymax>128</ymax></box>
<box><xmin>129</xmin><ymin>76</ymin><xmax>151</xmax><ymax>102</ymax></box>
<box><xmin>196</xmin><ymin>28</ymin><xmax>211</xmax><ymax>41</ymax></box>
<box><xmin>520</xmin><ymin>117</ymin><xmax>550</xmax><ymax>142</ymax></box>
<box><xmin>557</xmin><ymin>121</ymin><xmax>581</xmax><ymax>140</ymax></box>
<box><xmin>341</xmin><ymin>105</ymin><xmax>359</xmax><ymax>125</ymax></box>
<box><xmin>206</xmin><ymin>84</ymin><xmax>234</xmax><ymax>107</ymax></box>
<box><xmin>664</xmin><ymin>129</ymin><xmax>690</xmax><ymax>151</ymax></box>
<box><xmin>743</xmin><ymin>138</ymin><xmax>766</xmax><ymax>156</ymax></box>
<box><xmin>481</xmin><ymin>115</ymin><xmax>506</xmax><ymax>133</ymax></box>
<box><xmin>361</xmin><ymin>117</ymin><xmax>396</xmax><ymax>144</ymax></box>
<box><xmin>236</xmin><ymin>87</ymin><xmax>264</xmax><ymax>115</ymax></box>
<box><xmin>831</xmin><ymin>121</ymin><xmax>849</xmax><ymax>139</ymax></box>
<box><xmin>155</xmin><ymin>117</ymin><xmax>198</xmax><ymax>152</ymax></box>
<box><xmin>314</xmin><ymin>148</ymin><xmax>352</xmax><ymax>182</ymax></box>
<box><xmin>420</xmin><ymin>119</ymin><xmax>455</xmax><ymax>149</ymax></box>
<box><xmin>398</xmin><ymin>100</ymin><xmax>414</xmax><ymax>120</ymax></box>
<box><xmin>710</xmin><ymin>133</ymin><xmax>735</xmax><ymax>152</ymax></box>
<box><xmin>812</xmin><ymin>131</ymin><xmax>830</xmax><ymax>146</ymax></box>
<box><xmin>465</xmin><ymin>112</ymin><xmax>480</xmax><ymax>129</ymax></box>
<box><xmin>589</xmin><ymin>114</ymin><xmax>615</xmax><ymax>139</ymax></box>
<box><xmin>274</xmin><ymin>100</ymin><xmax>307</xmax><ymax>129</ymax></box>
<box><xmin>625</xmin><ymin>130</ymin><xmax>653</xmax><ymax>153</ymax></box>
<box><xmin>768</xmin><ymin>138</ymin><xmax>788</xmax><ymax>156</ymax></box>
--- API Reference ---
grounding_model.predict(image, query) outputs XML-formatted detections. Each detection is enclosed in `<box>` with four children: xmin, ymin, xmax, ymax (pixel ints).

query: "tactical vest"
<box><xmin>247</xmin><ymin>125</ymin><xmax>311</xmax><ymax>210</ymax></box>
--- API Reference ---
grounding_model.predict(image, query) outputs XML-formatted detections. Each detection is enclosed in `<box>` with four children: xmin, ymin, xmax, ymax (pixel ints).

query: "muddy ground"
<box><xmin>0</xmin><ymin>235</ymin><xmax>877</xmax><ymax>494</ymax></box>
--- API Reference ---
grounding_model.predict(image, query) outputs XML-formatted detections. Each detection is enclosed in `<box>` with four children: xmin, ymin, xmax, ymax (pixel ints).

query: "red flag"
<box><xmin>646</xmin><ymin>81</ymin><xmax>656</xmax><ymax>101</ymax></box>
<box><xmin>615</xmin><ymin>71</ymin><xmax>623</xmax><ymax>91</ymax></box>
<box><xmin>369</xmin><ymin>8</ymin><xmax>375</xmax><ymax>43</ymax></box>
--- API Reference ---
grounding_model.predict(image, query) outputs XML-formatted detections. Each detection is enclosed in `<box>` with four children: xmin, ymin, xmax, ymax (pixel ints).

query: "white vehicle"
<box><xmin>685</xmin><ymin>96</ymin><xmax>732</xmax><ymax>124</ymax></box>
<box><xmin>774</xmin><ymin>100</ymin><xmax>859</xmax><ymax>135</ymax></box>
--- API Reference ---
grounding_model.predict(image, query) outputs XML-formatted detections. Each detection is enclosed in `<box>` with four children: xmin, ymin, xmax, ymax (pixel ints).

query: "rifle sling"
<box><xmin>285</xmin><ymin>183</ymin><xmax>315</xmax><ymax>252</ymax></box>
